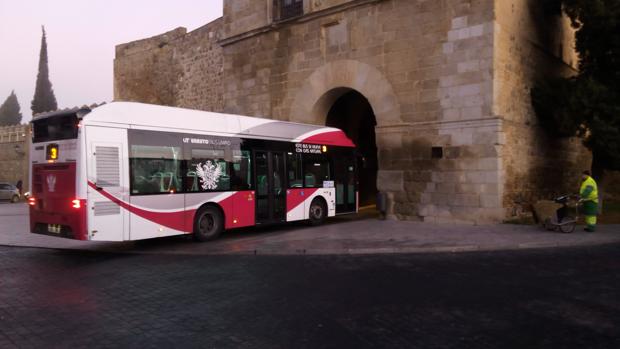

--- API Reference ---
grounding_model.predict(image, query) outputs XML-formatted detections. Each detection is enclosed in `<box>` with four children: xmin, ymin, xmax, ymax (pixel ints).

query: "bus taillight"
<box><xmin>28</xmin><ymin>197</ymin><xmax>36</xmax><ymax>206</ymax></box>
<box><xmin>72</xmin><ymin>199</ymin><xmax>82</xmax><ymax>209</ymax></box>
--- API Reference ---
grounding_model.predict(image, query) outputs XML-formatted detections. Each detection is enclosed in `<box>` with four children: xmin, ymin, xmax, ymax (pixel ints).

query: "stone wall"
<box><xmin>114</xmin><ymin>0</ymin><xmax>588</xmax><ymax>224</ymax></box>
<box><xmin>114</xmin><ymin>20</ymin><xmax>224</xmax><ymax>112</ymax></box>
<box><xmin>0</xmin><ymin>125</ymin><xmax>29</xmax><ymax>193</ymax></box>
<box><xmin>494</xmin><ymin>0</ymin><xmax>590</xmax><ymax>213</ymax></box>
<box><xmin>220</xmin><ymin>0</ymin><xmax>502</xmax><ymax>223</ymax></box>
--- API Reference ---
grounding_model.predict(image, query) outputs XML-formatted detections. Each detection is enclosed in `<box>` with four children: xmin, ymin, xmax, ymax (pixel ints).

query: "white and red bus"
<box><xmin>29</xmin><ymin>102</ymin><xmax>358</xmax><ymax>242</ymax></box>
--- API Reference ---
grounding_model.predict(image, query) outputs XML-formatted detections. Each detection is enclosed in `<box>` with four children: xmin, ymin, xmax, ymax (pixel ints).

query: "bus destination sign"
<box><xmin>295</xmin><ymin>143</ymin><xmax>325</xmax><ymax>154</ymax></box>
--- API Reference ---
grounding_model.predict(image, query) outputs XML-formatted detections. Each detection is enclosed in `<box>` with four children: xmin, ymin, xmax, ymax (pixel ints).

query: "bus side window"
<box><xmin>231</xmin><ymin>150</ymin><xmax>252</xmax><ymax>191</ymax></box>
<box><xmin>286</xmin><ymin>152</ymin><xmax>303</xmax><ymax>188</ymax></box>
<box><xmin>130</xmin><ymin>145</ymin><xmax>182</xmax><ymax>195</ymax></box>
<box><xmin>303</xmin><ymin>154</ymin><xmax>330</xmax><ymax>188</ymax></box>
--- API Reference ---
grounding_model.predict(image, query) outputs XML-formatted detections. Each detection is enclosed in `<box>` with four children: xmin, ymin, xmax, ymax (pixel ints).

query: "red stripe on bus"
<box><xmin>286</xmin><ymin>188</ymin><xmax>318</xmax><ymax>213</ymax></box>
<box><xmin>88</xmin><ymin>182</ymin><xmax>192</xmax><ymax>232</ymax></box>
<box><xmin>301</xmin><ymin>131</ymin><xmax>355</xmax><ymax>147</ymax></box>
<box><xmin>87</xmin><ymin>182</ymin><xmax>259</xmax><ymax>232</ymax></box>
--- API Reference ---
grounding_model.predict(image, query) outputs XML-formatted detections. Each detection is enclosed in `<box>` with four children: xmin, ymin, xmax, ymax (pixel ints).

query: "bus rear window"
<box><xmin>32</xmin><ymin>114</ymin><xmax>78</xmax><ymax>143</ymax></box>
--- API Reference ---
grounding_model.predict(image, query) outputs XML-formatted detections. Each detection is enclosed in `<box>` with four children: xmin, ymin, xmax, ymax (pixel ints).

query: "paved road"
<box><xmin>1</xmin><ymin>245</ymin><xmax>619</xmax><ymax>348</ymax></box>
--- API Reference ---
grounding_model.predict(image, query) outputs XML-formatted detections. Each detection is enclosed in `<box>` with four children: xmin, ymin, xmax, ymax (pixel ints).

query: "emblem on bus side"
<box><xmin>47</xmin><ymin>175</ymin><xmax>57</xmax><ymax>193</ymax></box>
<box><xmin>196</xmin><ymin>161</ymin><xmax>222</xmax><ymax>190</ymax></box>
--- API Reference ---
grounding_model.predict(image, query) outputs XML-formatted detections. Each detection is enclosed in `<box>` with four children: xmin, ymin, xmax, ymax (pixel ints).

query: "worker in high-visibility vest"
<box><xmin>580</xmin><ymin>170</ymin><xmax>599</xmax><ymax>232</ymax></box>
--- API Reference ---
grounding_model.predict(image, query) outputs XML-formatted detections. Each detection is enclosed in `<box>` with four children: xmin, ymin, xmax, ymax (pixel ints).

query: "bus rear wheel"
<box><xmin>193</xmin><ymin>206</ymin><xmax>223</xmax><ymax>242</ymax></box>
<box><xmin>309</xmin><ymin>198</ymin><xmax>327</xmax><ymax>226</ymax></box>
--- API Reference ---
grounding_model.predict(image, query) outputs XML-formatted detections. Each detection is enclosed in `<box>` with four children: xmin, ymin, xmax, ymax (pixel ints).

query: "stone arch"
<box><xmin>289</xmin><ymin>60</ymin><xmax>401</xmax><ymax>126</ymax></box>
<box><xmin>288</xmin><ymin>60</ymin><xmax>399</xmax><ymax>209</ymax></box>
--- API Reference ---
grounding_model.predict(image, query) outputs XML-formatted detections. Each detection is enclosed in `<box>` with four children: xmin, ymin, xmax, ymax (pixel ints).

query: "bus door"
<box><xmin>85</xmin><ymin>126</ymin><xmax>128</xmax><ymax>241</ymax></box>
<box><xmin>254</xmin><ymin>151</ymin><xmax>286</xmax><ymax>224</ymax></box>
<box><xmin>333</xmin><ymin>156</ymin><xmax>357</xmax><ymax>214</ymax></box>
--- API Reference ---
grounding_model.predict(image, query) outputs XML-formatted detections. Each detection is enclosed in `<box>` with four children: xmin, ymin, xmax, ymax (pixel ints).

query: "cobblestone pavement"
<box><xmin>2</xmin><ymin>203</ymin><xmax>620</xmax><ymax>256</ymax></box>
<box><xmin>1</xmin><ymin>244</ymin><xmax>619</xmax><ymax>348</ymax></box>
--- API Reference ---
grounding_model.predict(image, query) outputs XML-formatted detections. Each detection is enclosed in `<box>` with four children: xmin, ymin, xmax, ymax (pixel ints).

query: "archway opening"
<box><xmin>325</xmin><ymin>90</ymin><xmax>378</xmax><ymax>207</ymax></box>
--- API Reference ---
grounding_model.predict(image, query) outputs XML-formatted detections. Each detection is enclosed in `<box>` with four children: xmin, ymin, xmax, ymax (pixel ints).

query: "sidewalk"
<box><xmin>2</xmin><ymin>203</ymin><xmax>619</xmax><ymax>256</ymax></box>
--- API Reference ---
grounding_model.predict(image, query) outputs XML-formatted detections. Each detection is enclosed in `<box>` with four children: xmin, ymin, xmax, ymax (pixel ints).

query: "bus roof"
<box><xmin>81</xmin><ymin>102</ymin><xmax>355</xmax><ymax>147</ymax></box>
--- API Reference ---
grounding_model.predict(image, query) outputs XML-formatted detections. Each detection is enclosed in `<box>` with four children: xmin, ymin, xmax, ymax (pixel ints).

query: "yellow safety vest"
<box><xmin>580</xmin><ymin>176</ymin><xmax>598</xmax><ymax>203</ymax></box>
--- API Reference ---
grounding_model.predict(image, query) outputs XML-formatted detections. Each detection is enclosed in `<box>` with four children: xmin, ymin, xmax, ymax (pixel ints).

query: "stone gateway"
<box><xmin>114</xmin><ymin>0</ymin><xmax>590</xmax><ymax>223</ymax></box>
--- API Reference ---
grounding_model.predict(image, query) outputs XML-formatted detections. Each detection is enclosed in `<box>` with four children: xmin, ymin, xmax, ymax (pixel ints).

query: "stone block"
<box><xmin>443</xmin><ymin>42</ymin><xmax>455</xmax><ymax>54</ymax></box>
<box><xmin>444</xmin><ymin>146</ymin><xmax>461</xmax><ymax>159</ymax></box>
<box><xmin>481</xmin><ymin>183</ymin><xmax>500</xmax><ymax>194</ymax></box>
<box><xmin>452</xmin><ymin>16</ymin><xmax>468</xmax><ymax>30</ymax></box>
<box><xmin>418</xmin><ymin>204</ymin><xmax>435</xmax><ymax>216</ymax></box>
<box><xmin>420</xmin><ymin>193</ymin><xmax>433</xmax><ymax>205</ymax></box>
<box><xmin>456</xmin><ymin>183</ymin><xmax>482</xmax><ymax>194</ymax></box>
<box><xmin>437</xmin><ymin>182</ymin><xmax>456</xmax><ymax>194</ymax></box>
<box><xmin>477</xmin><ymin>158</ymin><xmax>501</xmax><ymax>171</ymax></box>
<box><xmin>469</xmin><ymin>24</ymin><xmax>485</xmax><ymax>38</ymax></box>
<box><xmin>480</xmin><ymin>194</ymin><xmax>501</xmax><ymax>208</ymax></box>
<box><xmin>442</xmin><ymin>171</ymin><xmax>466</xmax><ymax>183</ymax></box>
<box><xmin>377</xmin><ymin>171</ymin><xmax>404</xmax><ymax>192</ymax></box>
<box><xmin>449</xmin><ymin>131</ymin><xmax>474</xmax><ymax>146</ymax></box>
<box><xmin>443</xmin><ymin>108</ymin><xmax>460</xmax><ymax>121</ymax></box>
<box><xmin>457</xmin><ymin>60</ymin><xmax>480</xmax><ymax>73</ymax></box>
<box><xmin>431</xmin><ymin>193</ymin><xmax>451</xmax><ymax>206</ymax></box>
<box><xmin>453</xmin><ymin>194</ymin><xmax>480</xmax><ymax>207</ymax></box>
<box><xmin>460</xmin><ymin>106</ymin><xmax>483</xmax><ymax>119</ymax></box>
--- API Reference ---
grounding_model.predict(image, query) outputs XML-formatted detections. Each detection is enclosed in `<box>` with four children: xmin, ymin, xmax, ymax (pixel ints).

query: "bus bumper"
<box><xmin>29</xmin><ymin>206</ymin><xmax>88</xmax><ymax>241</ymax></box>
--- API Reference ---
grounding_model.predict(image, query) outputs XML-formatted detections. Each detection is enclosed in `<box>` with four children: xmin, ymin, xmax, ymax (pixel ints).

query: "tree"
<box><xmin>0</xmin><ymin>91</ymin><xmax>23</xmax><ymax>126</ymax></box>
<box><xmin>31</xmin><ymin>26</ymin><xmax>58</xmax><ymax>115</ymax></box>
<box><xmin>533</xmin><ymin>0</ymin><xmax>620</xmax><ymax>180</ymax></box>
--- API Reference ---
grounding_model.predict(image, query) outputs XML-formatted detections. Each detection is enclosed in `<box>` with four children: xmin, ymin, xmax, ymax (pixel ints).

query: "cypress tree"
<box><xmin>0</xmin><ymin>91</ymin><xmax>23</xmax><ymax>126</ymax></box>
<box><xmin>31</xmin><ymin>26</ymin><xmax>58</xmax><ymax>115</ymax></box>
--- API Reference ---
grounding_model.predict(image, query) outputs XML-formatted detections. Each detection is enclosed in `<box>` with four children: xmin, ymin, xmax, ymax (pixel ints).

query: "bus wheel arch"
<box><xmin>309</xmin><ymin>196</ymin><xmax>328</xmax><ymax>226</ymax></box>
<box><xmin>193</xmin><ymin>203</ymin><xmax>225</xmax><ymax>242</ymax></box>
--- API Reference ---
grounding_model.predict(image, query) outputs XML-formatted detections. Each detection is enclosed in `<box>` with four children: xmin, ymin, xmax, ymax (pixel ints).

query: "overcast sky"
<box><xmin>0</xmin><ymin>0</ymin><xmax>223</xmax><ymax>122</ymax></box>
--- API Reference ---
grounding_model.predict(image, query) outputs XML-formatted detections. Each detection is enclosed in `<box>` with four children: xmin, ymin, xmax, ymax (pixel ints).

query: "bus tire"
<box><xmin>193</xmin><ymin>206</ymin><xmax>223</xmax><ymax>242</ymax></box>
<box><xmin>309</xmin><ymin>198</ymin><xmax>327</xmax><ymax>226</ymax></box>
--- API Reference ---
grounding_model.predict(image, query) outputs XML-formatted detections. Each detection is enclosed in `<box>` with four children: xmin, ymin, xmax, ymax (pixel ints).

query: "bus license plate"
<box><xmin>48</xmin><ymin>224</ymin><xmax>61</xmax><ymax>234</ymax></box>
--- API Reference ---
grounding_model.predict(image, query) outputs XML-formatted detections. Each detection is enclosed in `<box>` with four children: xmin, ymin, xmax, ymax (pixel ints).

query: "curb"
<box><xmin>5</xmin><ymin>238</ymin><xmax>619</xmax><ymax>257</ymax></box>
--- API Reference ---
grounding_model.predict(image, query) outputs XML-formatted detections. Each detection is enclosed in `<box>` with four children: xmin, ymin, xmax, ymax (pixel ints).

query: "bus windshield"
<box><xmin>32</xmin><ymin>114</ymin><xmax>78</xmax><ymax>143</ymax></box>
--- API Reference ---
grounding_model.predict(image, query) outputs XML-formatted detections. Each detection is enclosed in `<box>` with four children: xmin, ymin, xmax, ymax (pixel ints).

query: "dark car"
<box><xmin>0</xmin><ymin>183</ymin><xmax>21</xmax><ymax>203</ymax></box>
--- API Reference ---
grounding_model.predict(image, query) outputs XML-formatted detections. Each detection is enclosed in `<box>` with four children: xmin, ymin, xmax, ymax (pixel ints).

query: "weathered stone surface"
<box><xmin>377</xmin><ymin>170</ymin><xmax>404</xmax><ymax>192</ymax></box>
<box><xmin>115</xmin><ymin>22</ymin><xmax>223</xmax><ymax>112</ymax></box>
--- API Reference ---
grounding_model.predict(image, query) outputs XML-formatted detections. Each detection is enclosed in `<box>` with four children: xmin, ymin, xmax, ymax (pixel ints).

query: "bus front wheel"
<box><xmin>194</xmin><ymin>206</ymin><xmax>223</xmax><ymax>242</ymax></box>
<box><xmin>309</xmin><ymin>198</ymin><xmax>327</xmax><ymax>226</ymax></box>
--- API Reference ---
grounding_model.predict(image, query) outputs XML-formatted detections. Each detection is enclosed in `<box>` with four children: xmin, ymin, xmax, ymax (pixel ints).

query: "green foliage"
<box><xmin>0</xmin><ymin>91</ymin><xmax>23</xmax><ymax>126</ymax></box>
<box><xmin>533</xmin><ymin>0</ymin><xmax>620</xmax><ymax>171</ymax></box>
<box><xmin>31</xmin><ymin>26</ymin><xmax>58</xmax><ymax>115</ymax></box>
